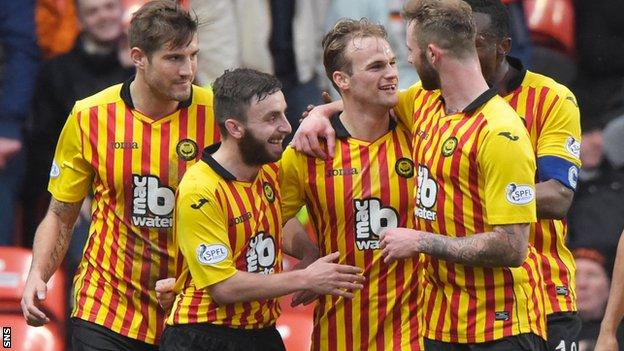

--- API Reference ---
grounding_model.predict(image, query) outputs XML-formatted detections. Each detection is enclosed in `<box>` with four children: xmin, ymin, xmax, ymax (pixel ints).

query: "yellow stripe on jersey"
<box><xmin>168</xmin><ymin>153</ymin><xmax>283</xmax><ymax>329</ymax></box>
<box><xmin>395</xmin><ymin>84</ymin><xmax>545</xmax><ymax>343</ymax></box>
<box><xmin>504</xmin><ymin>63</ymin><xmax>582</xmax><ymax>315</ymax></box>
<box><xmin>280</xmin><ymin>117</ymin><xmax>421</xmax><ymax>351</ymax></box>
<box><xmin>49</xmin><ymin>82</ymin><xmax>219</xmax><ymax>344</ymax></box>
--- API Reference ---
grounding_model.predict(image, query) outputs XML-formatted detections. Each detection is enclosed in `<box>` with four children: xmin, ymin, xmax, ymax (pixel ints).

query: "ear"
<box><xmin>224</xmin><ymin>119</ymin><xmax>244</xmax><ymax>139</ymax></box>
<box><xmin>130</xmin><ymin>47</ymin><xmax>147</xmax><ymax>70</ymax></box>
<box><xmin>427</xmin><ymin>43</ymin><xmax>442</xmax><ymax>66</ymax></box>
<box><xmin>498</xmin><ymin>37</ymin><xmax>512</xmax><ymax>57</ymax></box>
<box><xmin>332</xmin><ymin>71</ymin><xmax>350</xmax><ymax>91</ymax></box>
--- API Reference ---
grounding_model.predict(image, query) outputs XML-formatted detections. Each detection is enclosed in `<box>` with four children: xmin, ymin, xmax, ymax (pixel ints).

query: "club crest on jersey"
<box><xmin>246</xmin><ymin>232</ymin><xmax>276</xmax><ymax>274</ymax></box>
<box><xmin>354</xmin><ymin>198</ymin><xmax>399</xmax><ymax>251</ymax></box>
<box><xmin>176</xmin><ymin>138</ymin><xmax>198</xmax><ymax>161</ymax></box>
<box><xmin>131</xmin><ymin>175</ymin><xmax>175</xmax><ymax>228</ymax></box>
<box><xmin>197</xmin><ymin>243</ymin><xmax>229</xmax><ymax>265</ymax></box>
<box><xmin>505</xmin><ymin>183</ymin><xmax>535</xmax><ymax>205</ymax></box>
<box><xmin>263</xmin><ymin>182</ymin><xmax>275</xmax><ymax>203</ymax></box>
<box><xmin>441</xmin><ymin>137</ymin><xmax>458</xmax><ymax>157</ymax></box>
<box><xmin>395</xmin><ymin>158</ymin><xmax>415</xmax><ymax>178</ymax></box>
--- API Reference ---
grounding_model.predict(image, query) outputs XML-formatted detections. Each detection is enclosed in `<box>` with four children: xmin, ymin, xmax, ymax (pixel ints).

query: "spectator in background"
<box><xmin>572</xmin><ymin>0</ymin><xmax>624</xmax><ymax>128</ymax></box>
<box><xmin>23</xmin><ymin>0</ymin><xmax>133</xmax><ymax>248</ymax></box>
<box><xmin>188</xmin><ymin>0</ymin><xmax>239</xmax><ymax>86</ymax></box>
<box><xmin>574</xmin><ymin>247</ymin><xmax>624</xmax><ymax>351</ymax></box>
<box><xmin>0</xmin><ymin>0</ymin><xmax>40</xmax><ymax>246</ymax></box>
<box><xmin>568</xmin><ymin>118</ymin><xmax>624</xmax><ymax>266</ymax></box>
<box><xmin>234</xmin><ymin>0</ymin><xmax>328</xmax><ymax>144</ymax></box>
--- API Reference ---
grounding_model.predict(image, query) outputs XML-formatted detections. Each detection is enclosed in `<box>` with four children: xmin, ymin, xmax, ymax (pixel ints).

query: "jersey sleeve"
<box><xmin>175</xmin><ymin>182</ymin><xmax>237</xmax><ymax>290</ymax></box>
<box><xmin>479</xmin><ymin>122</ymin><xmax>537</xmax><ymax>225</ymax></box>
<box><xmin>279</xmin><ymin>147</ymin><xmax>307</xmax><ymax>223</ymax></box>
<box><xmin>393</xmin><ymin>84</ymin><xmax>419</xmax><ymax>134</ymax></box>
<box><xmin>535</xmin><ymin>91</ymin><xmax>582</xmax><ymax>190</ymax></box>
<box><xmin>48</xmin><ymin>107</ymin><xmax>94</xmax><ymax>202</ymax></box>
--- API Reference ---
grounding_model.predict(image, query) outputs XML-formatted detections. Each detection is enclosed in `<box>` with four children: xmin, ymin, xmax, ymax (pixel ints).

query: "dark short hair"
<box><xmin>463</xmin><ymin>0</ymin><xmax>510</xmax><ymax>40</ymax></box>
<box><xmin>403</xmin><ymin>0</ymin><xmax>476</xmax><ymax>58</ymax></box>
<box><xmin>128</xmin><ymin>0</ymin><xmax>198</xmax><ymax>58</ymax></box>
<box><xmin>212</xmin><ymin>68</ymin><xmax>282</xmax><ymax>137</ymax></box>
<box><xmin>322</xmin><ymin>18</ymin><xmax>388</xmax><ymax>93</ymax></box>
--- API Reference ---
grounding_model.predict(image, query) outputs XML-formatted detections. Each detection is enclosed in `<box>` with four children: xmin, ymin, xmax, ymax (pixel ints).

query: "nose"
<box><xmin>279</xmin><ymin>114</ymin><xmax>292</xmax><ymax>135</ymax></box>
<box><xmin>179</xmin><ymin>56</ymin><xmax>194</xmax><ymax>77</ymax></box>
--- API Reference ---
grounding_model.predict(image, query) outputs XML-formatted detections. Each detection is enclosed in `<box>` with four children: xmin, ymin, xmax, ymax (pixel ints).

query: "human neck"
<box><xmin>211</xmin><ymin>139</ymin><xmax>260</xmax><ymax>182</ymax></box>
<box><xmin>130</xmin><ymin>75</ymin><xmax>179</xmax><ymax>120</ymax></box>
<box><xmin>340</xmin><ymin>97</ymin><xmax>391</xmax><ymax>141</ymax></box>
<box><xmin>439</xmin><ymin>56</ymin><xmax>490</xmax><ymax>115</ymax></box>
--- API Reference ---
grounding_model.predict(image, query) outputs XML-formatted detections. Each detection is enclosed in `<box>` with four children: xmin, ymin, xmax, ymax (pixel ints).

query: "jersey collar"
<box><xmin>504</xmin><ymin>56</ymin><xmax>527</xmax><ymax>94</ymax></box>
<box><xmin>330</xmin><ymin>113</ymin><xmax>397</xmax><ymax>139</ymax></box>
<box><xmin>120</xmin><ymin>77</ymin><xmax>193</xmax><ymax>110</ymax></box>
<box><xmin>201</xmin><ymin>143</ymin><xmax>237</xmax><ymax>181</ymax></box>
<box><xmin>461</xmin><ymin>86</ymin><xmax>499</xmax><ymax>113</ymax></box>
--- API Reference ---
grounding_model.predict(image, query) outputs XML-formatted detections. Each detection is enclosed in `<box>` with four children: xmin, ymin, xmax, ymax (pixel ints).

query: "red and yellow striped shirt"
<box><xmin>281</xmin><ymin>116</ymin><xmax>420</xmax><ymax>351</ymax></box>
<box><xmin>395</xmin><ymin>84</ymin><xmax>545</xmax><ymax>343</ymax></box>
<box><xmin>48</xmin><ymin>80</ymin><xmax>219</xmax><ymax>344</ymax></box>
<box><xmin>503</xmin><ymin>58</ymin><xmax>582</xmax><ymax>315</ymax></box>
<box><xmin>167</xmin><ymin>146</ymin><xmax>283</xmax><ymax>328</ymax></box>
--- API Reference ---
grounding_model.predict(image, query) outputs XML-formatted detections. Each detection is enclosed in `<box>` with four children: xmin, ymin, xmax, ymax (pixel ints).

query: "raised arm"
<box><xmin>380</xmin><ymin>223</ymin><xmax>529</xmax><ymax>267</ymax></box>
<box><xmin>290</xmin><ymin>100</ymin><xmax>343</xmax><ymax>159</ymax></box>
<box><xmin>21</xmin><ymin>197</ymin><xmax>83</xmax><ymax>326</ymax></box>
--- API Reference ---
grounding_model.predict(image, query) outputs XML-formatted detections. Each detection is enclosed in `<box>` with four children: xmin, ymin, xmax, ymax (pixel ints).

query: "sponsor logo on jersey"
<box><xmin>111</xmin><ymin>141</ymin><xmax>139</xmax><ymax>149</ymax></box>
<box><xmin>131</xmin><ymin>175</ymin><xmax>175</xmax><ymax>228</ymax></box>
<box><xmin>354</xmin><ymin>198</ymin><xmax>399</xmax><ymax>250</ymax></box>
<box><xmin>246</xmin><ymin>232</ymin><xmax>276</xmax><ymax>274</ymax></box>
<box><xmin>505</xmin><ymin>183</ymin><xmax>535</xmax><ymax>205</ymax></box>
<box><xmin>326</xmin><ymin>168</ymin><xmax>359</xmax><ymax>177</ymax></box>
<box><xmin>197</xmin><ymin>243</ymin><xmax>229</xmax><ymax>265</ymax></box>
<box><xmin>49</xmin><ymin>160</ymin><xmax>60</xmax><ymax>178</ymax></box>
<box><xmin>498</xmin><ymin>131</ymin><xmax>519</xmax><ymax>141</ymax></box>
<box><xmin>565</xmin><ymin>137</ymin><xmax>581</xmax><ymax>159</ymax></box>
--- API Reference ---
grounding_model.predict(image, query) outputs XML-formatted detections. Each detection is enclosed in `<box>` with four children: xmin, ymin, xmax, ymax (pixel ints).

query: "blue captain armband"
<box><xmin>537</xmin><ymin>156</ymin><xmax>579</xmax><ymax>191</ymax></box>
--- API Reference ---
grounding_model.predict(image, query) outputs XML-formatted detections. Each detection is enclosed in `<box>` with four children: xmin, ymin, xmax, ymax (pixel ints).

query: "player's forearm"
<box><xmin>209</xmin><ymin>270</ymin><xmax>307</xmax><ymax>305</ymax></box>
<box><xmin>282</xmin><ymin>218</ymin><xmax>318</xmax><ymax>261</ymax></box>
<box><xmin>30</xmin><ymin>199</ymin><xmax>82</xmax><ymax>281</ymax></box>
<box><xmin>600</xmin><ymin>231</ymin><xmax>624</xmax><ymax>333</ymax></box>
<box><xmin>419</xmin><ymin>224</ymin><xmax>530</xmax><ymax>267</ymax></box>
<box><xmin>536</xmin><ymin>180</ymin><xmax>573</xmax><ymax>219</ymax></box>
<box><xmin>313</xmin><ymin>100</ymin><xmax>343</xmax><ymax>118</ymax></box>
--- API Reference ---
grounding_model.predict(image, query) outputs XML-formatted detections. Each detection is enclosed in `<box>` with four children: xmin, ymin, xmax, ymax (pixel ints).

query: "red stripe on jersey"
<box><xmin>102</xmin><ymin>103</ymin><xmax>120</xmax><ymax>330</ymax></box>
<box><xmin>136</xmin><ymin>121</ymin><xmax>152</xmax><ymax>339</ymax></box>
<box><xmin>178</xmin><ymin>108</ymin><xmax>189</xmax><ymax>179</ymax></box>
<box><xmin>534</xmin><ymin>88</ymin><xmax>549</xmax><ymax>138</ymax></box>
<box><xmin>121</xmin><ymin>108</ymin><xmax>137</xmax><ymax>331</ymax></box>
<box><xmin>358</xmin><ymin>144</ymin><xmax>372</xmax><ymax>351</ymax></box>
<box><xmin>539</xmin><ymin>94</ymin><xmax>559</xmax><ymax>139</ymax></box>
<box><xmin>376</xmin><ymin>142</ymin><xmax>390</xmax><ymax>350</ymax></box>
<box><xmin>524</xmin><ymin>87</ymin><xmax>536</xmax><ymax>131</ymax></box>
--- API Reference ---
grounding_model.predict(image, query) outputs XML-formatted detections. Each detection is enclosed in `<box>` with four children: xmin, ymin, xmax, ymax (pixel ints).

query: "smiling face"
<box><xmin>338</xmin><ymin>36</ymin><xmax>399</xmax><ymax>107</ymax></box>
<box><xmin>77</xmin><ymin>0</ymin><xmax>124</xmax><ymax>45</ymax></box>
<box><xmin>238</xmin><ymin>90</ymin><xmax>292</xmax><ymax>166</ymax></box>
<box><xmin>139</xmin><ymin>35</ymin><xmax>199</xmax><ymax>103</ymax></box>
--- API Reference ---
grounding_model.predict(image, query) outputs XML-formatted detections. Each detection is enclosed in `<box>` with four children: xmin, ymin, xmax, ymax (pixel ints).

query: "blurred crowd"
<box><xmin>1</xmin><ymin>0</ymin><xmax>624</xmax><ymax>348</ymax></box>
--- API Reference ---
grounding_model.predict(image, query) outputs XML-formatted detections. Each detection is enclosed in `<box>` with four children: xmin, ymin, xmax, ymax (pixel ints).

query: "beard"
<box><xmin>416</xmin><ymin>51</ymin><xmax>441</xmax><ymax>91</ymax></box>
<box><xmin>238</xmin><ymin>129</ymin><xmax>282</xmax><ymax>166</ymax></box>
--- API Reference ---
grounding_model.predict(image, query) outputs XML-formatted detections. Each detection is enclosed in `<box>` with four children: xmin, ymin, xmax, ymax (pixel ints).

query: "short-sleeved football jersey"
<box><xmin>167</xmin><ymin>144</ymin><xmax>283</xmax><ymax>328</ymax></box>
<box><xmin>395</xmin><ymin>85</ymin><xmax>545</xmax><ymax>343</ymax></box>
<box><xmin>281</xmin><ymin>116</ymin><xmax>421</xmax><ymax>350</ymax></box>
<box><xmin>49</xmin><ymin>79</ymin><xmax>219</xmax><ymax>344</ymax></box>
